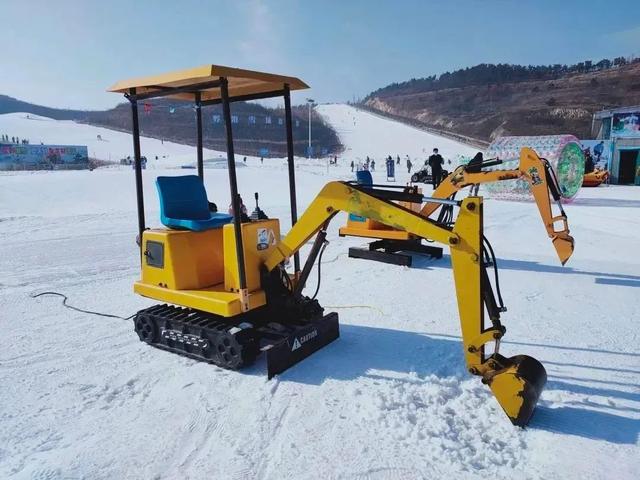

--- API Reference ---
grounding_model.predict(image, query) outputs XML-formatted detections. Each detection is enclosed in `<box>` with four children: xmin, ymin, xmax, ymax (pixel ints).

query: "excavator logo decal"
<box><xmin>291</xmin><ymin>329</ymin><xmax>318</xmax><ymax>351</ymax></box>
<box><xmin>528</xmin><ymin>167</ymin><xmax>543</xmax><ymax>186</ymax></box>
<box><xmin>257</xmin><ymin>228</ymin><xmax>277</xmax><ymax>251</ymax></box>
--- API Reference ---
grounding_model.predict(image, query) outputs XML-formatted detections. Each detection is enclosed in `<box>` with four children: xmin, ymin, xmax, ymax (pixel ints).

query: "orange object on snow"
<box><xmin>582</xmin><ymin>169</ymin><xmax>609</xmax><ymax>187</ymax></box>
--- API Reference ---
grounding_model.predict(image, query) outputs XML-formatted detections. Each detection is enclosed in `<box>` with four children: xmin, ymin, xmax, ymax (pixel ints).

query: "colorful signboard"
<box><xmin>580</xmin><ymin>140</ymin><xmax>613</xmax><ymax>170</ymax></box>
<box><xmin>0</xmin><ymin>143</ymin><xmax>89</xmax><ymax>170</ymax></box>
<box><xmin>612</xmin><ymin>112</ymin><xmax>640</xmax><ymax>138</ymax></box>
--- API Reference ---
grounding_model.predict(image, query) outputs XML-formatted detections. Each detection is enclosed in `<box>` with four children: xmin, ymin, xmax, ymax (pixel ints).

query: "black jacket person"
<box><xmin>428</xmin><ymin>148</ymin><xmax>444</xmax><ymax>188</ymax></box>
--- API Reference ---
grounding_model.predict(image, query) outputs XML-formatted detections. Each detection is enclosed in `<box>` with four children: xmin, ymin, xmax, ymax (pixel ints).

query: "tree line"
<box><xmin>366</xmin><ymin>56</ymin><xmax>639</xmax><ymax>99</ymax></box>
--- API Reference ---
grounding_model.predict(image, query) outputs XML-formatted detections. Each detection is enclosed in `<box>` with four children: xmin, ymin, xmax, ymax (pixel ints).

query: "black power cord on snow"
<box><xmin>31</xmin><ymin>292</ymin><xmax>136</xmax><ymax>321</ymax></box>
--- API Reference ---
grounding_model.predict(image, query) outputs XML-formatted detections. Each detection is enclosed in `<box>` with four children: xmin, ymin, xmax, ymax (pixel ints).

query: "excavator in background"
<box><xmin>340</xmin><ymin>148</ymin><xmax>575</xmax><ymax>267</ymax></box>
<box><xmin>110</xmin><ymin>65</ymin><xmax>549</xmax><ymax>427</ymax></box>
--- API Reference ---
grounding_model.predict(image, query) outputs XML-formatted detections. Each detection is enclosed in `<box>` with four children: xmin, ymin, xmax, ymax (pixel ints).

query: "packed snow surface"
<box><xmin>1</xmin><ymin>105</ymin><xmax>639</xmax><ymax>479</ymax></box>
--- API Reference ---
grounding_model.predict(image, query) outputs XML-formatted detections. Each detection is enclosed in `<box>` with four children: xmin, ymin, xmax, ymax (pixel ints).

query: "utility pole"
<box><xmin>306</xmin><ymin>98</ymin><xmax>314</xmax><ymax>160</ymax></box>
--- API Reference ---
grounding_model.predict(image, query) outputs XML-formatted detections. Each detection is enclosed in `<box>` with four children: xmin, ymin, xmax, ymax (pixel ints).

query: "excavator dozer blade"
<box><xmin>265</xmin><ymin>312</ymin><xmax>340</xmax><ymax>379</ymax></box>
<box><xmin>486</xmin><ymin>354</ymin><xmax>547</xmax><ymax>427</ymax></box>
<box><xmin>553</xmin><ymin>235</ymin><xmax>575</xmax><ymax>266</ymax></box>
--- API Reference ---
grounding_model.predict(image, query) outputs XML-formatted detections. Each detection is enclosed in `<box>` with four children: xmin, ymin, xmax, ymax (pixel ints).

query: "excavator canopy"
<box><xmin>109</xmin><ymin>64</ymin><xmax>311</xmax><ymax>303</ymax></box>
<box><xmin>108</xmin><ymin>64</ymin><xmax>309</xmax><ymax>103</ymax></box>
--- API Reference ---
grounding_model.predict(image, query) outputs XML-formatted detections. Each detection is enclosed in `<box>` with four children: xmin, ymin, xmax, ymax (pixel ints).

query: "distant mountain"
<box><xmin>362</xmin><ymin>58</ymin><xmax>640</xmax><ymax>143</ymax></box>
<box><xmin>0</xmin><ymin>95</ymin><xmax>341</xmax><ymax>157</ymax></box>
<box><xmin>0</xmin><ymin>95</ymin><xmax>88</xmax><ymax>121</ymax></box>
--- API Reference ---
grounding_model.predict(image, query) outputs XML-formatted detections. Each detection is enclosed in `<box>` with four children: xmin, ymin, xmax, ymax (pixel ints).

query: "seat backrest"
<box><xmin>356</xmin><ymin>170</ymin><xmax>373</xmax><ymax>185</ymax></box>
<box><xmin>156</xmin><ymin>175</ymin><xmax>210</xmax><ymax>220</ymax></box>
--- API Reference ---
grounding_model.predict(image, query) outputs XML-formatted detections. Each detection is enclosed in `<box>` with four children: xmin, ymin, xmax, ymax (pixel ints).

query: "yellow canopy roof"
<box><xmin>107</xmin><ymin>64</ymin><xmax>309</xmax><ymax>102</ymax></box>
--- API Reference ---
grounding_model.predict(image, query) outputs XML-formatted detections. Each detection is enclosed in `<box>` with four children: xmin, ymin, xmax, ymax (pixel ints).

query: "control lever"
<box><xmin>250</xmin><ymin>192</ymin><xmax>269</xmax><ymax>221</ymax></box>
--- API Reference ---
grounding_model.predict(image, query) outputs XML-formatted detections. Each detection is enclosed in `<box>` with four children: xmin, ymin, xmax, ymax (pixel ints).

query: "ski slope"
<box><xmin>316</xmin><ymin>104</ymin><xmax>478</xmax><ymax>163</ymax></box>
<box><xmin>1</xmin><ymin>106</ymin><xmax>639</xmax><ymax>479</ymax></box>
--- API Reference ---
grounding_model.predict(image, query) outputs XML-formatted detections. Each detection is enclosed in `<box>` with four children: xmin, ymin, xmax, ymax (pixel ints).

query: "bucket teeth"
<box><xmin>485</xmin><ymin>354</ymin><xmax>547</xmax><ymax>427</ymax></box>
<box><xmin>553</xmin><ymin>234</ymin><xmax>574</xmax><ymax>266</ymax></box>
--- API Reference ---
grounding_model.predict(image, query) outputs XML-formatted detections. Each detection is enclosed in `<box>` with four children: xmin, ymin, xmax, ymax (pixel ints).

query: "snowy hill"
<box><xmin>317</xmin><ymin>103</ymin><xmax>479</xmax><ymax>163</ymax></box>
<box><xmin>1</xmin><ymin>106</ymin><xmax>638</xmax><ymax>479</ymax></box>
<box><xmin>0</xmin><ymin>112</ymin><xmax>231</xmax><ymax>167</ymax></box>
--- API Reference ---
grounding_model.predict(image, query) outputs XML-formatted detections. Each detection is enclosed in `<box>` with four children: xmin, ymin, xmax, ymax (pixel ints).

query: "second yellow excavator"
<box><xmin>340</xmin><ymin>148</ymin><xmax>575</xmax><ymax>267</ymax></box>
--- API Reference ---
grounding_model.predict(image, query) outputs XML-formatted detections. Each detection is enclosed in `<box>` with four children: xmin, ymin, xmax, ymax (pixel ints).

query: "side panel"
<box><xmin>224</xmin><ymin>219</ymin><xmax>281</xmax><ymax>292</ymax></box>
<box><xmin>140</xmin><ymin>229</ymin><xmax>224</xmax><ymax>290</ymax></box>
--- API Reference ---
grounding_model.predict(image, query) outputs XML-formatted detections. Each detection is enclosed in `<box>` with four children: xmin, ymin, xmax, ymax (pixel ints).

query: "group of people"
<box><xmin>349</xmin><ymin>148</ymin><xmax>447</xmax><ymax>188</ymax></box>
<box><xmin>1</xmin><ymin>134</ymin><xmax>29</xmax><ymax>144</ymax></box>
<box><xmin>350</xmin><ymin>156</ymin><xmax>376</xmax><ymax>172</ymax></box>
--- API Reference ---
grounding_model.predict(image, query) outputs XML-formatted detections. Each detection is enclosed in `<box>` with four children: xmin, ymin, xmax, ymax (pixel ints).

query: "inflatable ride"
<box><xmin>483</xmin><ymin>135</ymin><xmax>585</xmax><ymax>201</ymax></box>
<box><xmin>582</xmin><ymin>169</ymin><xmax>609</xmax><ymax>187</ymax></box>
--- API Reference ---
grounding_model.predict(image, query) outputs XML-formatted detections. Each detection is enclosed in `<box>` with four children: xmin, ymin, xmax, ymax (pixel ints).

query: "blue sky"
<box><xmin>1</xmin><ymin>0</ymin><xmax>639</xmax><ymax>110</ymax></box>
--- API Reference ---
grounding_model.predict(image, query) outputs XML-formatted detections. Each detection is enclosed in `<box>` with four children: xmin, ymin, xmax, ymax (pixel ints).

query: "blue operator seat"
<box><xmin>349</xmin><ymin>170</ymin><xmax>373</xmax><ymax>222</ymax></box>
<box><xmin>156</xmin><ymin>175</ymin><xmax>233</xmax><ymax>232</ymax></box>
<box><xmin>355</xmin><ymin>169</ymin><xmax>373</xmax><ymax>185</ymax></box>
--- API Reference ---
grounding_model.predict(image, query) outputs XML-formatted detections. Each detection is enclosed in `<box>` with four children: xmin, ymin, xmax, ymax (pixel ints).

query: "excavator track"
<box><xmin>133</xmin><ymin>304</ymin><xmax>339</xmax><ymax>378</ymax></box>
<box><xmin>134</xmin><ymin>304</ymin><xmax>259</xmax><ymax>369</ymax></box>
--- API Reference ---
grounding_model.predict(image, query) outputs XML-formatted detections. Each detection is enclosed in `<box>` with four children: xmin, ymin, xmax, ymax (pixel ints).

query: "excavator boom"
<box><xmin>265</xmin><ymin>181</ymin><xmax>547</xmax><ymax>426</ymax></box>
<box><xmin>421</xmin><ymin>147</ymin><xmax>574</xmax><ymax>265</ymax></box>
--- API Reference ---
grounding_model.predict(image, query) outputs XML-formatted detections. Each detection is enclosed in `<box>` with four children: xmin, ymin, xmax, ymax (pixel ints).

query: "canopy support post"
<box><xmin>126</xmin><ymin>88</ymin><xmax>145</xmax><ymax>258</ymax></box>
<box><xmin>283</xmin><ymin>84</ymin><xmax>300</xmax><ymax>274</ymax></box>
<box><xmin>195</xmin><ymin>92</ymin><xmax>204</xmax><ymax>179</ymax></box>
<box><xmin>220</xmin><ymin>77</ymin><xmax>248</xmax><ymax>306</ymax></box>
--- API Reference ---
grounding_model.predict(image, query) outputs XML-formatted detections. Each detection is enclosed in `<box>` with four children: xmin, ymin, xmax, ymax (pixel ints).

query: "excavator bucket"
<box><xmin>485</xmin><ymin>354</ymin><xmax>547</xmax><ymax>427</ymax></box>
<box><xmin>553</xmin><ymin>235</ymin><xmax>574</xmax><ymax>266</ymax></box>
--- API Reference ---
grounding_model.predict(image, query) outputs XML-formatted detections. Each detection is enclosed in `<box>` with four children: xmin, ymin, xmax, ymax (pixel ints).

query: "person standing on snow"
<box><xmin>371</xmin><ymin>159</ymin><xmax>375</xmax><ymax>171</ymax></box>
<box><xmin>584</xmin><ymin>148</ymin><xmax>595</xmax><ymax>174</ymax></box>
<box><xmin>428</xmin><ymin>148</ymin><xmax>444</xmax><ymax>188</ymax></box>
<box><xmin>593</xmin><ymin>141</ymin><xmax>604</xmax><ymax>164</ymax></box>
<box><xmin>350</xmin><ymin>160</ymin><xmax>354</xmax><ymax>172</ymax></box>
<box><xmin>396</xmin><ymin>155</ymin><xmax>401</xmax><ymax>165</ymax></box>
<box><xmin>407</xmin><ymin>158</ymin><xmax>413</xmax><ymax>173</ymax></box>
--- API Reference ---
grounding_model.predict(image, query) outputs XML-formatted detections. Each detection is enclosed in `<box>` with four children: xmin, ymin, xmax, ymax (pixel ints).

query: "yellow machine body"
<box><xmin>110</xmin><ymin>63</ymin><xmax>549</xmax><ymax>427</ymax></box>
<box><xmin>134</xmin><ymin>219</ymin><xmax>280</xmax><ymax>317</ymax></box>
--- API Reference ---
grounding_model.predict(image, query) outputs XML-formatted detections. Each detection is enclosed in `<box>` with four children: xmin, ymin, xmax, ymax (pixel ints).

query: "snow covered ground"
<box><xmin>1</xmin><ymin>105</ymin><xmax>639</xmax><ymax>479</ymax></box>
<box><xmin>0</xmin><ymin>113</ymin><xmax>233</xmax><ymax>168</ymax></box>
<box><xmin>316</xmin><ymin>104</ymin><xmax>478</xmax><ymax>164</ymax></box>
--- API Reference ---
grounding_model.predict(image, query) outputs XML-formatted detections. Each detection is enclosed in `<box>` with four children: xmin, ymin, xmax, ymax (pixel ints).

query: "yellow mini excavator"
<box><xmin>340</xmin><ymin>150</ymin><xmax>574</xmax><ymax>267</ymax></box>
<box><xmin>110</xmin><ymin>65</ymin><xmax>548</xmax><ymax>426</ymax></box>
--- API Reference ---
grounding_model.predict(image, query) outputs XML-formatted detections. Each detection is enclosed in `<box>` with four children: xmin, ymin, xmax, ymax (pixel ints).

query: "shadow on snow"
<box><xmin>251</xmin><ymin>323</ymin><xmax>640</xmax><ymax>445</ymax></box>
<box><xmin>410</xmin><ymin>253</ymin><xmax>640</xmax><ymax>289</ymax></box>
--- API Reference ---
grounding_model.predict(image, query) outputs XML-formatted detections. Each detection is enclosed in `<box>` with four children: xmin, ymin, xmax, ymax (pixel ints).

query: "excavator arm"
<box><xmin>421</xmin><ymin>147</ymin><xmax>574</xmax><ymax>265</ymax></box>
<box><xmin>264</xmin><ymin>181</ymin><xmax>547</xmax><ymax>426</ymax></box>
